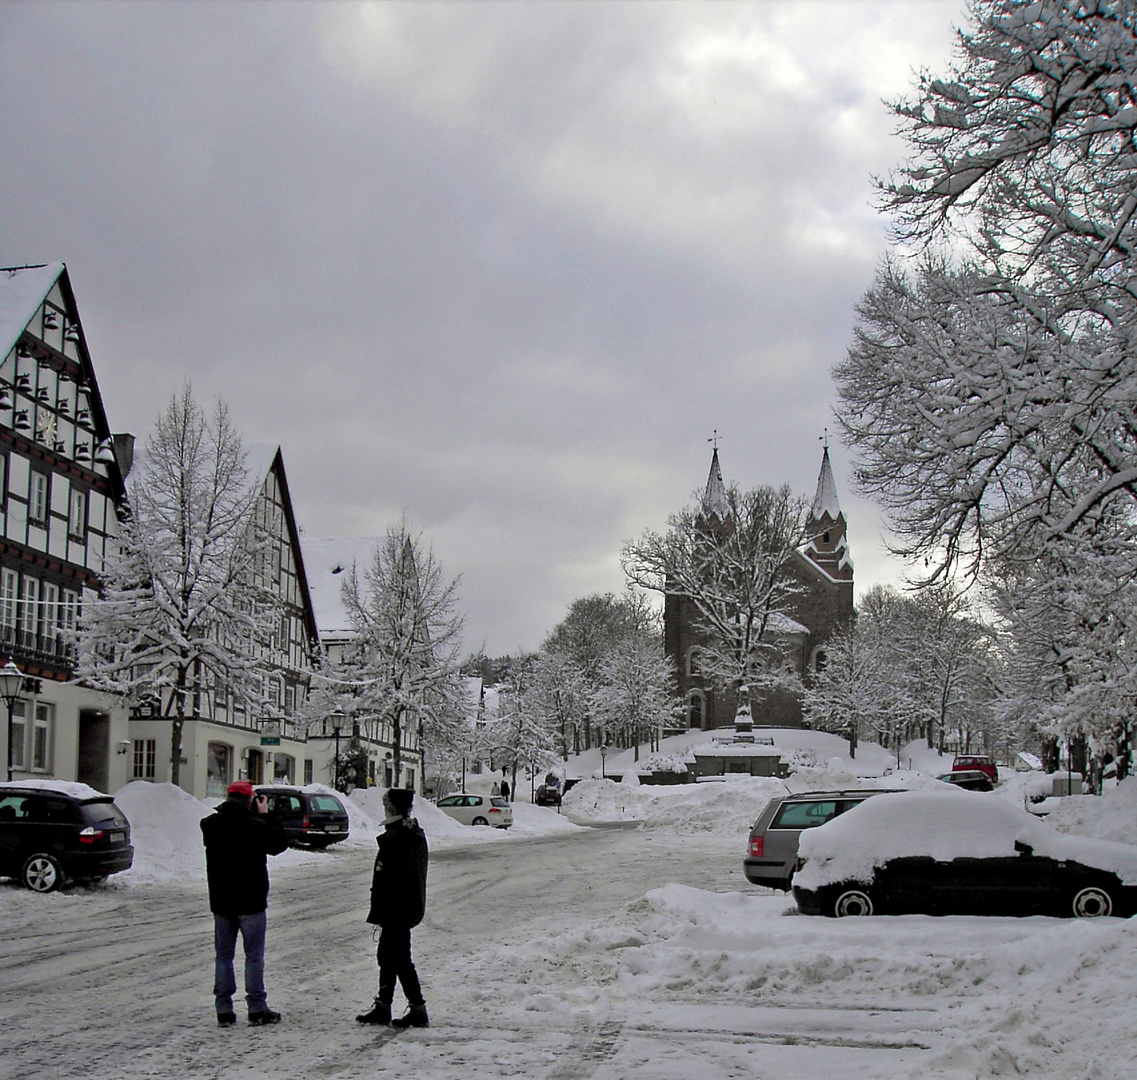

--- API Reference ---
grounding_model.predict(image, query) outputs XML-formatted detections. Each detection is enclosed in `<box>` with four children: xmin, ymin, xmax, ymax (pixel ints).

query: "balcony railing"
<box><xmin>0</xmin><ymin>624</ymin><xmax>76</xmax><ymax>670</ymax></box>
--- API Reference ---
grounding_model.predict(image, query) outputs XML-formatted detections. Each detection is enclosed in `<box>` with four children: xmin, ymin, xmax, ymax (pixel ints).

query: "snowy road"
<box><xmin>0</xmin><ymin>826</ymin><xmax>1126</xmax><ymax>1079</ymax></box>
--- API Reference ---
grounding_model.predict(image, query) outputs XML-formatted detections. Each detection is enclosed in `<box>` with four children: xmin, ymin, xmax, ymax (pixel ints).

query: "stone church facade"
<box><xmin>663</xmin><ymin>446</ymin><xmax>854</xmax><ymax>730</ymax></box>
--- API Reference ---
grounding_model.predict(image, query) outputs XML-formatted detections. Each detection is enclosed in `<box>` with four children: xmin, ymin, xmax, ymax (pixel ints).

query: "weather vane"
<box><xmin>708</xmin><ymin>429</ymin><xmax>720</xmax><ymax>449</ymax></box>
<box><xmin>819</xmin><ymin>427</ymin><xmax>829</xmax><ymax>449</ymax></box>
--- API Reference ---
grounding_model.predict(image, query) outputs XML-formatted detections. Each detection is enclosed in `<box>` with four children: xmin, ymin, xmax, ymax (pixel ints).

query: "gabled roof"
<box><xmin>0</xmin><ymin>263</ymin><xmax>65</xmax><ymax>358</ymax></box>
<box><xmin>300</xmin><ymin>536</ymin><xmax>382</xmax><ymax>637</ymax></box>
<box><xmin>702</xmin><ymin>447</ymin><xmax>729</xmax><ymax>518</ymax></box>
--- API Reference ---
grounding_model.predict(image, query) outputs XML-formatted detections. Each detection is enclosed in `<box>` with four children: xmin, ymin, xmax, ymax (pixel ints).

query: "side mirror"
<box><xmin>1014</xmin><ymin>840</ymin><xmax>1033</xmax><ymax>856</ymax></box>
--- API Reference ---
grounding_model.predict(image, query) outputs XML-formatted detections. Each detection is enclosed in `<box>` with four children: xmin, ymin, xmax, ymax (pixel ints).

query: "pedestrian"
<box><xmin>200</xmin><ymin>780</ymin><xmax>289</xmax><ymax>1027</ymax></box>
<box><xmin>491</xmin><ymin>781</ymin><xmax>501</xmax><ymax>796</ymax></box>
<box><xmin>356</xmin><ymin>788</ymin><xmax>430</xmax><ymax>1029</ymax></box>
<box><xmin>500</xmin><ymin>779</ymin><xmax>510</xmax><ymax>801</ymax></box>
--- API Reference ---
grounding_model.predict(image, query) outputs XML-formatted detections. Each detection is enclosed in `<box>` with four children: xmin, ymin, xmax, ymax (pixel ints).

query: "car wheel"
<box><xmin>22</xmin><ymin>853</ymin><xmax>65</xmax><ymax>893</ymax></box>
<box><xmin>832</xmin><ymin>888</ymin><xmax>874</xmax><ymax>917</ymax></box>
<box><xmin>1071</xmin><ymin>886</ymin><xmax>1113</xmax><ymax>918</ymax></box>
<box><xmin>471</xmin><ymin>816</ymin><xmax>489</xmax><ymax>826</ymax></box>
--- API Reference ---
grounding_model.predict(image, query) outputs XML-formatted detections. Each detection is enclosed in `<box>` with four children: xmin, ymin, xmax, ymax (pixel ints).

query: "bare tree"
<box><xmin>76</xmin><ymin>385</ymin><xmax>275</xmax><ymax>786</ymax></box>
<box><xmin>622</xmin><ymin>483</ymin><xmax>808</xmax><ymax>694</ymax></box>
<box><xmin>336</xmin><ymin>521</ymin><xmax>465</xmax><ymax>787</ymax></box>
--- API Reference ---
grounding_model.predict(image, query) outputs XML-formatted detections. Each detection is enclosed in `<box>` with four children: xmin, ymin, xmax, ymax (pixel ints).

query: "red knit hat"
<box><xmin>227</xmin><ymin>780</ymin><xmax>255</xmax><ymax>799</ymax></box>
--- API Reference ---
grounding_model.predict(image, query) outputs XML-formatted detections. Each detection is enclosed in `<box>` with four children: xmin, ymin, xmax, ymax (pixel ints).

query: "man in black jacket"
<box><xmin>356</xmin><ymin>787</ymin><xmax>429</xmax><ymax>1028</ymax></box>
<box><xmin>201</xmin><ymin>780</ymin><xmax>288</xmax><ymax>1027</ymax></box>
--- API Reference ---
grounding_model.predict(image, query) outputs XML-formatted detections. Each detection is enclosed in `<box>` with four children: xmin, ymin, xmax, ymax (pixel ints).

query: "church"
<box><xmin>663</xmin><ymin>445</ymin><xmax>853</xmax><ymax>729</ymax></box>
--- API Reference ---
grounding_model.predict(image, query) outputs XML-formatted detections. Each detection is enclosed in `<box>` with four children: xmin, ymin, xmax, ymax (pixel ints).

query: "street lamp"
<box><xmin>331</xmin><ymin>708</ymin><xmax>345</xmax><ymax>792</ymax></box>
<box><xmin>600</xmin><ymin>743</ymin><xmax>607</xmax><ymax>780</ymax></box>
<box><xmin>0</xmin><ymin>659</ymin><xmax>24</xmax><ymax>782</ymax></box>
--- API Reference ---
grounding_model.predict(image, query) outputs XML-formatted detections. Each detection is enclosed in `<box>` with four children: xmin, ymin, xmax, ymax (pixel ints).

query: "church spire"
<box><xmin>702</xmin><ymin>446</ymin><xmax>729</xmax><ymax>519</ymax></box>
<box><xmin>810</xmin><ymin>444</ymin><xmax>841</xmax><ymax>524</ymax></box>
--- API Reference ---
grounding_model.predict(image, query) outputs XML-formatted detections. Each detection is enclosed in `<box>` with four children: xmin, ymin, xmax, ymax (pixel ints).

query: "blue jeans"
<box><xmin>213</xmin><ymin>912</ymin><xmax>268</xmax><ymax>1015</ymax></box>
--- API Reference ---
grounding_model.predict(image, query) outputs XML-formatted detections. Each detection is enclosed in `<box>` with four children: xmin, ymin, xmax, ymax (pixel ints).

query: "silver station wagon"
<box><xmin>744</xmin><ymin>789</ymin><xmax>901</xmax><ymax>891</ymax></box>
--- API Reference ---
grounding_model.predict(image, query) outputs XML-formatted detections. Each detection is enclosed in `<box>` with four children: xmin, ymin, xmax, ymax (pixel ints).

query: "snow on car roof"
<box><xmin>794</xmin><ymin>789</ymin><xmax>1137</xmax><ymax>891</ymax></box>
<box><xmin>1</xmin><ymin>778</ymin><xmax>110</xmax><ymax>800</ymax></box>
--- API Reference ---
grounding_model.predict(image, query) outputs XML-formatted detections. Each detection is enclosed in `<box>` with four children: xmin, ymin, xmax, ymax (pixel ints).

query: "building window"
<box><xmin>21</xmin><ymin>577</ymin><xmax>39</xmax><ymax>643</ymax></box>
<box><xmin>273</xmin><ymin>754</ymin><xmax>293</xmax><ymax>783</ymax></box>
<box><xmin>133</xmin><ymin>739</ymin><xmax>157</xmax><ymax>780</ymax></box>
<box><xmin>303</xmin><ymin>758</ymin><xmax>313</xmax><ymax>785</ymax></box>
<box><xmin>0</xmin><ymin>569</ymin><xmax>17</xmax><ymax>639</ymax></box>
<box><xmin>0</xmin><ymin>454</ymin><xmax>7</xmax><ymax>509</ymax></box>
<box><xmin>70</xmin><ymin>489</ymin><xmax>87</xmax><ymax>539</ymax></box>
<box><xmin>29</xmin><ymin>471</ymin><xmax>48</xmax><ymax>523</ymax></box>
<box><xmin>32</xmin><ymin>702</ymin><xmax>52</xmax><ymax>771</ymax></box>
<box><xmin>686</xmin><ymin>647</ymin><xmax>701</xmax><ymax>677</ymax></box>
<box><xmin>206</xmin><ymin>743</ymin><xmax>231</xmax><ymax>798</ymax></box>
<box><xmin>9</xmin><ymin>700</ymin><xmax>26</xmax><ymax>770</ymax></box>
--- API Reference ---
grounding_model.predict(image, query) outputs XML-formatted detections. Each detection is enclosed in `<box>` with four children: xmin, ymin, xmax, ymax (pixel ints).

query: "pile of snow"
<box><xmin>1044</xmin><ymin>777</ymin><xmax>1137</xmax><ymax>845</ymax></box>
<box><xmin>114</xmin><ymin>782</ymin><xmax>213</xmax><ymax>884</ymax></box>
<box><xmin>794</xmin><ymin>789</ymin><xmax>1137</xmax><ymax>891</ymax></box>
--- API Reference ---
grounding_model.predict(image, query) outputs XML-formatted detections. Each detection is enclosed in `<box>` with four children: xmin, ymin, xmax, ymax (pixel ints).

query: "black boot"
<box><xmin>356</xmin><ymin>999</ymin><xmax>392</xmax><ymax>1025</ymax></box>
<box><xmin>391</xmin><ymin>1004</ymin><xmax>429</xmax><ymax>1029</ymax></box>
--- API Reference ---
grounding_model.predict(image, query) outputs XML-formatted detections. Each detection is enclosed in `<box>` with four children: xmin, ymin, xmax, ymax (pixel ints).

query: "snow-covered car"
<box><xmin>792</xmin><ymin>789</ymin><xmax>1137</xmax><ymax>918</ymax></box>
<box><xmin>435</xmin><ymin>793</ymin><xmax>512</xmax><ymax>828</ymax></box>
<box><xmin>744</xmin><ymin>789</ymin><xmax>903</xmax><ymax>891</ymax></box>
<box><xmin>255</xmin><ymin>785</ymin><xmax>349</xmax><ymax>848</ymax></box>
<box><xmin>0</xmin><ymin>781</ymin><xmax>133</xmax><ymax>892</ymax></box>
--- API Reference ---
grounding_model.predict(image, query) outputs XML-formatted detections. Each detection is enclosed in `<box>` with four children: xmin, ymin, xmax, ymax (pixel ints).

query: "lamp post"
<box><xmin>331</xmin><ymin>708</ymin><xmax>344</xmax><ymax>792</ymax></box>
<box><xmin>0</xmin><ymin>659</ymin><xmax>24</xmax><ymax>783</ymax></box>
<box><xmin>600</xmin><ymin>743</ymin><xmax>607</xmax><ymax>780</ymax></box>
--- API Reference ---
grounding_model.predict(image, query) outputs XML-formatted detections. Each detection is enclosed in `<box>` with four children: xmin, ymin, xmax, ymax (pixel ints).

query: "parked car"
<box><xmin>936</xmin><ymin>769</ymin><xmax>993</xmax><ymax>792</ymax></box>
<box><xmin>436</xmin><ymin>793</ymin><xmax>513</xmax><ymax>828</ymax></box>
<box><xmin>255</xmin><ymin>786</ymin><xmax>350</xmax><ymax>848</ymax></box>
<box><xmin>792</xmin><ymin>789</ymin><xmax>1137</xmax><ymax>918</ymax></box>
<box><xmin>744</xmin><ymin>789</ymin><xmax>903</xmax><ymax>891</ymax></box>
<box><xmin>952</xmin><ymin>754</ymin><xmax>998</xmax><ymax>783</ymax></box>
<box><xmin>535</xmin><ymin>784</ymin><xmax>561</xmax><ymax>807</ymax></box>
<box><xmin>0</xmin><ymin>781</ymin><xmax>133</xmax><ymax>892</ymax></box>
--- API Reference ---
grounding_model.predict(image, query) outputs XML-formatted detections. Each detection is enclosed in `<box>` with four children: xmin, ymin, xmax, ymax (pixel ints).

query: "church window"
<box><xmin>686</xmin><ymin>648</ymin><xmax>700</xmax><ymax>677</ymax></box>
<box><xmin>823</xmin><ymin>531</ymin><xmax>830</xmax><ymax>543</ymax></box>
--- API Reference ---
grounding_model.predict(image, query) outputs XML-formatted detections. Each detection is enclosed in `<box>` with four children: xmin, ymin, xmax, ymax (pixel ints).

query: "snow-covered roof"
<box><xmin>244</xmin><ymin>441</ymin><xmax>281</xmax><ymax>487</ymax></box>
<box><xmin>766</xmin><ymin>611</ymin><xmax>809</xmax><ymax>636</ymax></box>
<box><xmin>301</xmin><ymin>536</ymin><xmax>382</xmax><ymax>636</ymax></box>
<box><xmin>810</xmin><ymin>446</ymin><xmax>842</xmax><ymax>522</ymax></box>
<box><xmin>0</xmin><ymin>263</ymin><xmax>64</xmax><ymax>360</ymax></box>
<box><xmin>702</xmin><ymin>447</ymin><xmax>729</xmax><ymax>519</ymax></box>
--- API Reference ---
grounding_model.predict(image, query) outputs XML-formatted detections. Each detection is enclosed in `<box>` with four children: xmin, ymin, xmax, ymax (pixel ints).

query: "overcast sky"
<box><xmin>0</xmin><ymin>1</ymin><xmax>966</xmax><ymax>655</ymax></box>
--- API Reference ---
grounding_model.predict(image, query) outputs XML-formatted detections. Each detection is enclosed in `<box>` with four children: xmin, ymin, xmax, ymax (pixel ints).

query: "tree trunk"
<box><xmin>170</xmin><ymin>664</ymin><xmax>187</xmax><ymax>788</ymax></box>
<box><xmin>391</xmin><ymin>704</ymin><xmax>404</xmax><ymax>786</ymax></box>
<box><xmin>848</xmin><ymin>724</ymin><xmax>857</xmax><ymax>760</ymax></box>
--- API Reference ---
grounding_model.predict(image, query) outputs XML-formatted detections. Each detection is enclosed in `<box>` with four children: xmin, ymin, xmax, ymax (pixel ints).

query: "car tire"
<box><xmin>22</xmin><ymin>853</ymin><xmax>65</xmax><ymax>893</ymax></box>
<box><xmin>472</xmin><ymin>816</ymin><xmax>489</xmax><ymax>826</ymax></box>
<box><xmin>832</xmin><ymin>888</ymin><xmax>874</xmax><ymax>917</ymax></box>
<box><xmin>1071</xmin><ymin>886</ymin><xmax>1113</xmax><ymax>918</ymax></box>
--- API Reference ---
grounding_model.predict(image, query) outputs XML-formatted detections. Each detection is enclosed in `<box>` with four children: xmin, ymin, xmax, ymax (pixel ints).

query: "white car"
<box><xmin>435</xmin><ymin>793</ymin><xmax>513</xmax><ymax>828</ymax></box>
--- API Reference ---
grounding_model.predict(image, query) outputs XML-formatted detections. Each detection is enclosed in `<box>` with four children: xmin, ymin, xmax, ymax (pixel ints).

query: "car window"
<box><xmin>437</xmin><ymin>796</ymin><xmax>461</xmax><ymax>807</ymax></box>
<box><xmin>0</xmin><ymin>795</ymin><xmax>27</xmax><ymax>819</ymax></box>
<box><xmin>467</xmin><ymin>796</ymin><xmax>482</xmax><ymax>807</ymax></box>
<box><xmin>490</xmin><ymin>798</ymin><xmax>509</xmax><ymax>808</ymax></box>
<box><xmin>81</xmin><ymin>801</ymin><xmax>126</xmax><ymax>827</ymax></box>
<box><xmin>308</xmin><ymin>796</ymin><xmax>343</xmax><ymax>813</ymax></box>
<box><xmin>267</xmin><ymin>795</ymin><xmax>301</xmax><ymax>812</ymax></box>
<box><xmin>771</xmin><ymin>801</ymin><xmax>838</xmax><ymax>829</ymax></box>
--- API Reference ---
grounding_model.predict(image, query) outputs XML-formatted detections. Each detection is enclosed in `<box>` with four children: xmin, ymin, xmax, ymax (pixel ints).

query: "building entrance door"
<box><xmin>77</xmin><ymin>711</ymin><xmax>109</xmax><ymax>792</ymax></box>
<box><xmin>246</xmin><ymin>748</ymin><xmax>264</xmax><ymax>784</ymax></box>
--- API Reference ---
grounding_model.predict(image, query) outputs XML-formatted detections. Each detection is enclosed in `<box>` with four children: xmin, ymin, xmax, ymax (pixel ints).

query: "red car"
<box><xmin>952</xmin><ymin>755</ymin><xmax>998</xmax><ymax>783</ymax></box>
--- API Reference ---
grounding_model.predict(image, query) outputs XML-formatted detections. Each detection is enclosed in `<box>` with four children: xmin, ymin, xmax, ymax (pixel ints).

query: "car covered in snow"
<box><xmin>792</xmin><ymin>789</ymin><xmax>1137</xmax><ymax>918</ymax></box>
<box><xmin>435</xmin><ymin>793</ymin><xmax>513</xmax><ymax>828</ymax></box>
<box><xmin>255</xmin><ymin>785</ymin><xmax>350</xmax><ymax>848</ymax></box>
<box><xmin>744</xmin><ymin>788</ymin><xmax>903</xmax><ymax>891</ymax></box>
<box><xmin>0</xmin><ymin>781</ymin><xmax>133</xmax><ymax>892</ymax></box>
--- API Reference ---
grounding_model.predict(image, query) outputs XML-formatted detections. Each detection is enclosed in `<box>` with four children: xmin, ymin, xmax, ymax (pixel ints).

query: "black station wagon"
<box><xmin>0</xmin><ymin>782</ymin><xmax>134</xmax><ymax>892</ymax></box>
<box><xmin>255</xmin><ymin>785</ymin><xmax>350</xmax><ymax>848</ymax></box>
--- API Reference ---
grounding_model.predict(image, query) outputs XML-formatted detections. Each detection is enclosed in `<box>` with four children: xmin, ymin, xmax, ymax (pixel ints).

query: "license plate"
<box><xmin>110</xmin><ymin>832</ymin><xmax>125</xmax><ymax>844</ymax></box>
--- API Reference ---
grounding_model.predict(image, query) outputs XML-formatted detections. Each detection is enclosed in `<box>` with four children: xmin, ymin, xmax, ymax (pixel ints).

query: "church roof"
<box><xmin>0</xmin><ymin>263</ymin><xmax>65</xmax><ymax>359</ymax></box>
<box><xmin>811</xmin><ymin>446</ymin><xmax>842</xmax><ymax>522</ymax></box>
<box><xmin>702</xmin><ymin>447</ymin><xmax>729</xmax><ymax>518</ymax></box>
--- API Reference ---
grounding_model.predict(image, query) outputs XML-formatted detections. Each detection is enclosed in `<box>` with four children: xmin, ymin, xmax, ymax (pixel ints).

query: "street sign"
<box><xmin>260</xmin><ymin>736</ymin><xmax>281</xmax><ymax>746</ymax></box>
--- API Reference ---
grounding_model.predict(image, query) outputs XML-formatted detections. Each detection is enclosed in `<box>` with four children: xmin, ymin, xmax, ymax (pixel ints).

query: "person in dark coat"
<box><xmin>201</xmin><ymin>780</ymin><xmax>288</xmax><ymax>1027</ymax></box>
<box><xmin>356</xmin><ymin>788</ymin><xmax>429</xmax><ymax>1028</ymax></box>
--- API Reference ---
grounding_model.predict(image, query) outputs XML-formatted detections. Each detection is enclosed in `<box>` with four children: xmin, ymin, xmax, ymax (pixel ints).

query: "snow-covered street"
<box><xmin>3</xmin><ymin>775</ymin><xmax>1134</xmax><ymax>1080</ymax></box>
